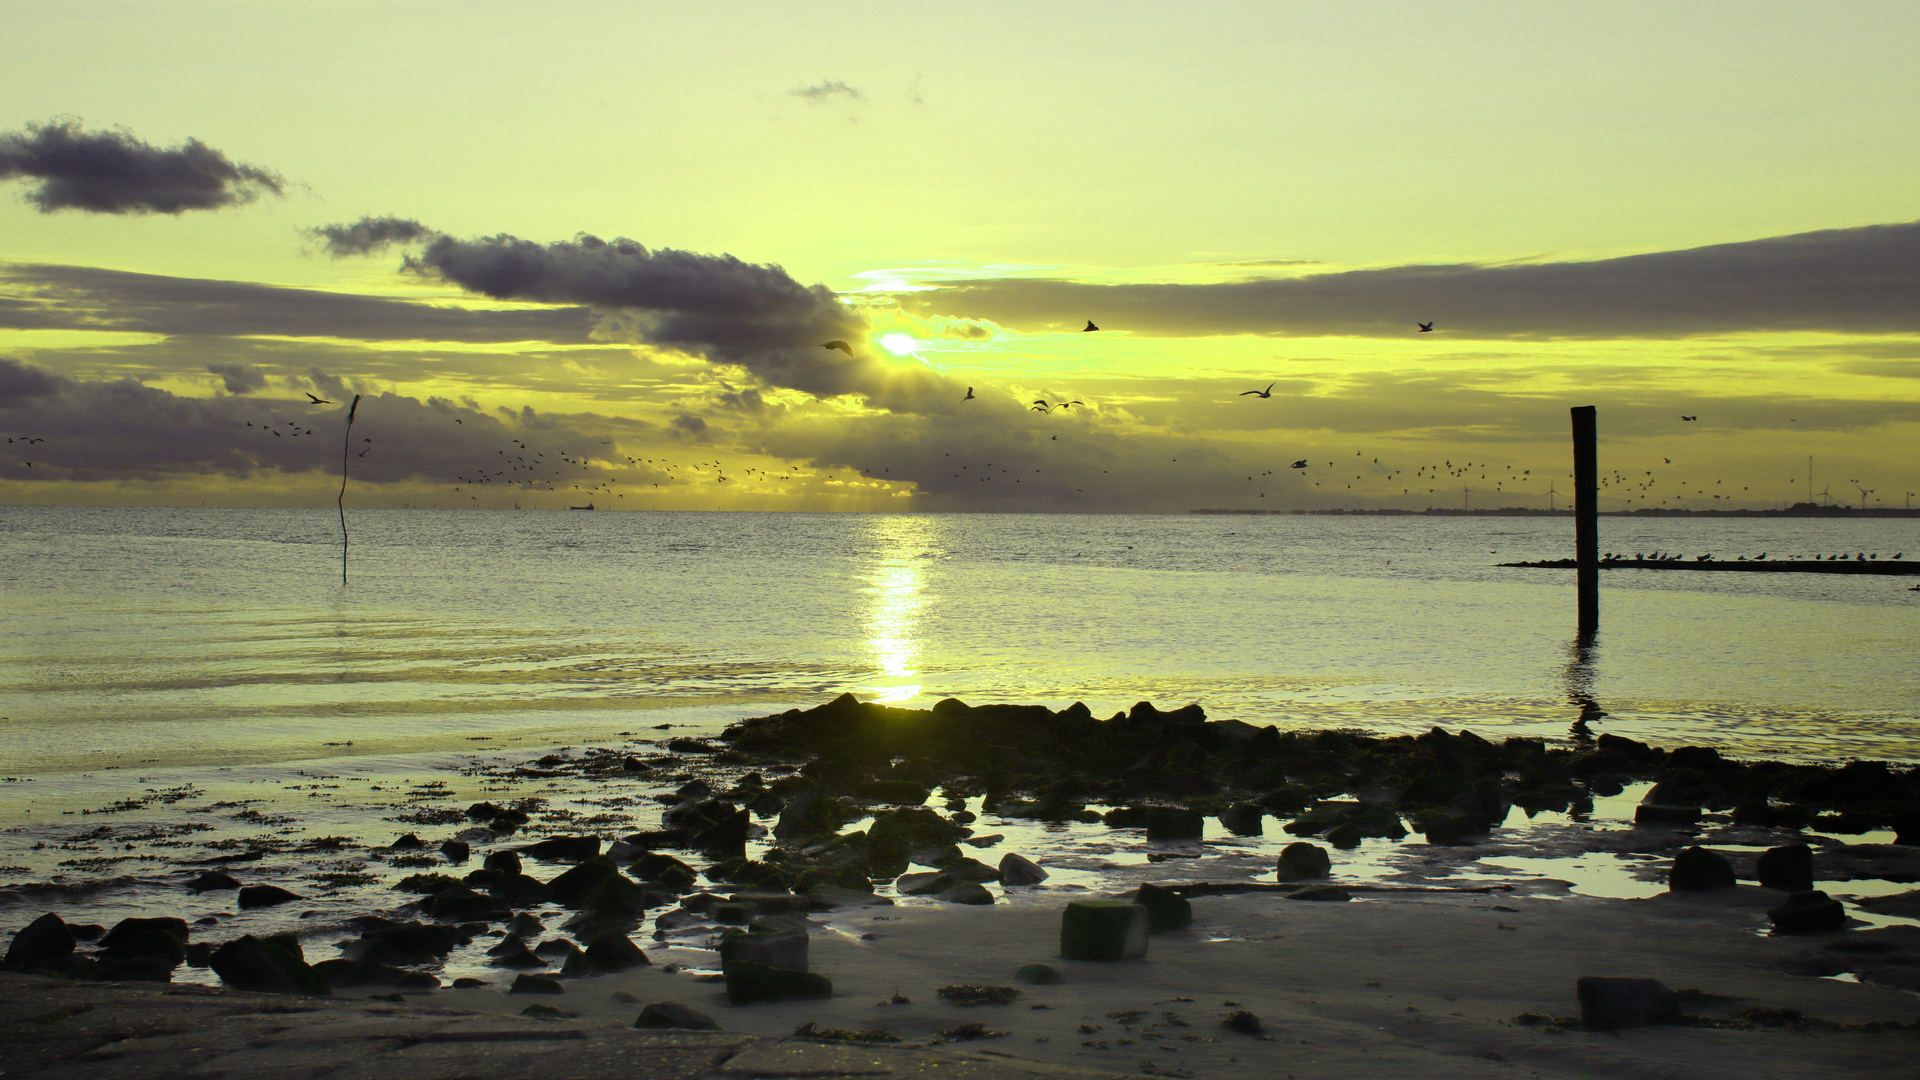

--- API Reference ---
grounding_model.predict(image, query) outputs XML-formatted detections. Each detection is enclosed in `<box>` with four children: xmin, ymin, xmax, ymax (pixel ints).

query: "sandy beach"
<box><xmin>9</xmin><ymin>885</ymin><xmax>1919</xmax><ymax>1079</ymax></box>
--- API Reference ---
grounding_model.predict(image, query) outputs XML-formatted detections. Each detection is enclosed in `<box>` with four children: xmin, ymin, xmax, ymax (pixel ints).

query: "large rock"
<box><xmin>238</xmin><ymin>885</ymin><xmax>303</xmax><ymax>909</ymax></box>
<box><xmin>1668</xmin><ymin>846</ymin><xmax>1736</xmax><ymax>891</ymax></box>
<box><xmin>3</xmin><ymin>912</ymin><xmax>76</xmax><ymax>973</ymax></box>
<box><xmin>585</xmin><ymin>932</ymin><xmax>651</xmax><ymax>970</ymax></box>
<box><xmin>1217</xmin><ymin>803</ymin><xmax>1264</xmax><ymax>837</ymax></box>
<box><xmin>1575</xmin><ymin>977</ymin><xmax>1680</xmax><ymax>1030</ymax></box>
<box><xmin>1059</xmin><ymin>901</ymin><xmax>1148</xmax><ymax>961</ymax></box>
<box><xmin>1103</xmin><ymin>806</ymin><xmax>1205</xmax><ymax>841</ymax></box>
<box><xmin>935</xmin><ymin>881</ymin><xmax>996</xmax><ymax>905</ymax></box>
<box><xmin>509</xmin><ymin>974</ymin><xmax>564</xmax><ymax>994</ymax></box>
<box><xmin>1275</xmin><ymin>842</ymin><xmax>1332</xmax><ymax>882</ymax></box>
<box><xmin>99</xmin><ymin>917</ymin><xmax>189</xmax><ymax>969</ymax></box>
<box><xmin>1131</xmin><ymin>883</ymin><xmax>1192</xmax><ymax>933</ymax></box>
<box><xmin>338</xmin><ymin>919</ymin><xmax>468</xmax><ymax>966</ymax></box>
<box><xmin>724</xmin><ymin>961</ymin><xmax>832</xmax><ymax>1005</ymax></box>
<box><xmin>1757</xmin><ymin>843</ymin><xmax>1815</xmax><ymax>892</ymax></box>
<box><xmin>635</xmin><ymin>1001</ymin><xmax>721</xmax><ymax>1030</ymax></box>
<box><xmin>719</xmin><ymin>928</ymin><xmax>808</xmax><ymax>973</ymax></box>
<box><xmin>310</xmin><ymin>959</ymin><xmax>440</xmax><ymax>989</ymax></box>
<box><xmin>210</xmin><ymin>936</ymin><xmax>331</xmax><ymax>996</ymax></box>
<box><xmin>187</xmin><ymin>870</ymin><xmax>240</xmax><ymax>893</ymax></box>
<box><xmin>1768</xmin><ymin>891</ymin><xmax>1846</xmax><ymax>935</ymax></box>
<box><xmin>999</xmin><ymin>853</ymin><xmax>1049</xmax><ymax>886</ymax></box>
<box><xmin>867</xmin><ymin>807</ymin><xmax>969</xmax><ymax>868</ymax></box>
<box><xmin>517</xmin><ymin>836</ymin><xmax>601</xmax><ymax>862</ymax></box>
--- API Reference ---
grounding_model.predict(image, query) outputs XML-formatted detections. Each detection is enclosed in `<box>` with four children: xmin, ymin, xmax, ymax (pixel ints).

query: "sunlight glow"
<box><xmin>856</xmin><ymin>516</ymin><xmax>938</xmax><ymax>704</ymax></box>
<box><xmin>879</xmin><ymin>333</ymin><xmax>917</xmax><ymax>356</ymax></box>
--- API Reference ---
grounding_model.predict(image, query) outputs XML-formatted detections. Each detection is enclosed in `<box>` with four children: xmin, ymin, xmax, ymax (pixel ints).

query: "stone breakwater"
<box><xmin>6</xmin><ymin>694</ymin><xmax>1920</xmax><ymax>1005</ymax></box>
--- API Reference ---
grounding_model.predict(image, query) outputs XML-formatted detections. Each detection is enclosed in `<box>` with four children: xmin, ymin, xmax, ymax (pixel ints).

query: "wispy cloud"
<box><xmin>789</xmin><ymin>79</ymin><xmax>863</xmax><ymax>104</ymax></box>
<box><xmin>308</xmin><ymin>216</ymin><xmax>438</xmax><ymax>258</ymax></box>
<box><xmin>0</xmin><ymin>120</ymin><xmax>284</xmax><ymax>214</ymax></box>
<box><xmin>903</xmin><ymin>222</ymin><xmax>1920</xmax><ymax>339</ymax></box>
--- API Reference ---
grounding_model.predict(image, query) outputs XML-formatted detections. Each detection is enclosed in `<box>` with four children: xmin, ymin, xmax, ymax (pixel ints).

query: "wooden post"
<box><xmin>1571</xmin><ymin>405</ymin><xmax>1598</xmax><ymax>632</ymax></box>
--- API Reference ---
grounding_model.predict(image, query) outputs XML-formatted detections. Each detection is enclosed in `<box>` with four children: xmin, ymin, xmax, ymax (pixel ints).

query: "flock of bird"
<box><xmin>1603</xmin><ymin>551</ymin><xmax>1903</xmax><ymax>563</ymax></box>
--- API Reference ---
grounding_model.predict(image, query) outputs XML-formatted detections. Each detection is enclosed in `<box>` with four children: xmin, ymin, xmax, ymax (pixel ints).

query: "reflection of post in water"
<box><xmin>1563</xmin><ymin>629</ymin><xmax>1606</xmax><ymax>741</ymax></box>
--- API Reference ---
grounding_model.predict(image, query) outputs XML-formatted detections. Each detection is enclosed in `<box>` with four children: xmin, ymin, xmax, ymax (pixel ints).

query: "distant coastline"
<box><xmin>1192</xmin><ymin>504</ymin><xmax>1920</xmax><ymax>518</ymax></box>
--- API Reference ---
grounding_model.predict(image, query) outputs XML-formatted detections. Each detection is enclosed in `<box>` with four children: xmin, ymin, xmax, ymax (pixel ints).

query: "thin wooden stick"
<box><xmin>339</xmin><ymin>394</ymin><xmax>361</xmax><ymax>585</ymax></box>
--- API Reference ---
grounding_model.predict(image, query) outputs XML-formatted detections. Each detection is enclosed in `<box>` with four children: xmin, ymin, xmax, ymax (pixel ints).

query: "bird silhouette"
<box><xmin>963</xmin><ymin>387</ymin><xmax>974</xmax><ymax>400</ymax></box>
<box><xmin>822</xmin><ymin>340</ymin><xmax>853</xmax><ymax>355</ymax></box>
<box><xmin>1240</xmin><ymin>383</ymin><xmax>1275</xmax><ymax>398</ymax></box>
<box><xmin>306</xmin><ymin>393</ymin><xmax>333</xmax><ymax>404</ymax></box>
<box><xmin>1680</xmin><ymin>415</ymin><xmax>1697</xmax><ymax>421</ymax></box>
<box><xmin>1417</xmin><ymin>321</ymin><xmax>1434</xmax><ymax>332</ymax></box>
<box><xmin>1031</xmin><ymin>401</ymin><xmax>1051</xmax><ymax>413</ymax></box>
<box><xmin>1082</xmin><ymin>320</ymin><xmax>1099</xmax><ymax>332</ymax></box>
<box><xmin>1289</xmin><ymin>460</ymin><xmax>1308</xmax><ymax>469</ymax></box>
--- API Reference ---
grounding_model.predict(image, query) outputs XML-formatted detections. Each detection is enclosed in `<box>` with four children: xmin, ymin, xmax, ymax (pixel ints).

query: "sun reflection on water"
<box><xmin>854</xmin><ymin>516</ymin><xmax>940</xmax><ymax>703</ymax></box>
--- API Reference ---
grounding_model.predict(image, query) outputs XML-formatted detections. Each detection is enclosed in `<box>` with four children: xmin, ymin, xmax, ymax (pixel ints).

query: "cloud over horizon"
<box><xmin>903</xmin><ymin>222</ymin><xmax>1920</xmax><ymax>340</ymax></box>
<box><xmin>0</xmin><ymin>120</ymin><xmax>285</xmax><ymax>215</ymax></box>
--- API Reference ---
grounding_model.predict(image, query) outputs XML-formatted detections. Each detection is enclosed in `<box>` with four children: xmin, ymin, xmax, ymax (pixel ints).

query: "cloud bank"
<box><xmin>0</xmin><ymin>120</ymin><xmax>285</xmax><ymax>214</ymax></box>
<box><xmin>903</xmin><ymin>222</ymin><xmax>1920</xmax><ymax>339</ymax></box>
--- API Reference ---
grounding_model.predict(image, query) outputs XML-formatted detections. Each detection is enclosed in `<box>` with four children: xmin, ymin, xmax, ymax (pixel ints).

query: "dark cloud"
<box><xmin>308</xmin><ymin>216</ymin><xmax>439</xmax><ymax>258</ymax></box>
<box><xmin>790</xmin><ymin>80</ymin><xmax>863</xmax><ymax>103</ymax></box>
<box><xmin>206</xmin><ymin>361</ymin><xmax>267</xmax><ymax>394</ymax></box>
<box><xmin>0</xmin><ymin>119</ymin><xmax>284</xmax><ymax>214</ymax></box>
<box><xmin>902</xmin><ymin>221</ymin><xmax>1920</xmax><ymax>339</ymax></box>
<box><xmin>317</xmin><ymin>221</ymin><xmax>963</xmax><ymax>409</ymax></box>
<box><xmin>0</xmin><ymin>356</ymin><xmax>640</xmax><ymax>488</ymax></box>
<box><xmin>0</xmin><ymin>262</ymin><xmax>593</xmax><ymax>344</ymax></box>
<box><xmin>670</xmin><ymin>414</ymin><xmax>711</xmax><ymax>441</ymax></box>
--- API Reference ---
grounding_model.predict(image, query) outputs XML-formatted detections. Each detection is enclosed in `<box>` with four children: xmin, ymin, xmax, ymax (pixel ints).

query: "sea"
<box><xmin>1</xmin><ymin>506</ymin><xmax>1916</xmax><ymax>972</ymax></box>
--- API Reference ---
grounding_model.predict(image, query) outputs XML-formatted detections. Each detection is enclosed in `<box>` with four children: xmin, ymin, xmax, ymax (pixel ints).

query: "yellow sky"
<box><xmin>3</xmin><ymin>2</ymin><xmax>1918</xmax><ymax>512</ymax></box>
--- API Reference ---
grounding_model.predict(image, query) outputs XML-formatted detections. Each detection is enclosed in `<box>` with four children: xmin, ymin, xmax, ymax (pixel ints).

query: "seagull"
<box><xmin>822</xmin><ymin>340</ymin><xmax>853</xmax><ymax>355</ymax></box>
<box><xmin>306</xmin><ymin>392</ymin><xmax>333</xmax><ymax>404</ymax></box>
<box><xmin>963</xmin><ymin>387</ymin><xmax>974</xmax><ymax>400</ymax></box>
<box><xmin>1031</xmin><ymin>400</ymin><xmax>1051</xmax><ymax>413</ymax></box>
<box><xmin>1082</xmin><ymin>320</ymin><xmax>1099</xmax><ymax>332</ymax></box>
<box><xmin>1417</xmin><ymin>321</ymin><xmax>1434</xmax><ymax>332</ymax></box>
<box><xmin>1289</xmin><ymin>460</ymin><xmax>1308</xmax><ymax>469</ymax></box>
<box><xmin>1681</xmin><ymin>415</ymin><xmax>1697</xmax><ymax>421</ymax></box>
<box><xmin>1240</xmin><ymin>383</ymin><xmax>1275</xmax><ymax>398</ymax></box>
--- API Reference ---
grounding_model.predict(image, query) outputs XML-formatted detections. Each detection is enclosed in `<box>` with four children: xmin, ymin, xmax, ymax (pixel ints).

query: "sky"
<box><xmin>3</xmin><ymin>1</ymin><xmax>1918</xmax><ymax>514</ymax></box>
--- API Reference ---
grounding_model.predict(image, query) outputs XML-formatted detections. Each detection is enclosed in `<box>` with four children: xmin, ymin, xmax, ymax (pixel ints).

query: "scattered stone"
<box><xmin>724</xmin><ymin>961</ymin><xmax>831</xmax><ymax>1004</ymax></box>
<box><xmin>1668</xmin><ymin>846</ymin><xmax>1737</xmax><ymax>892</ymax></box>
<box><xmin>99</xmin><ymin>917</ymin><xmax>189</xmax><ymax>970</ymax></box>
<box><xmin>520</xmin><ymin>1003</ymin><xmax>576</xmax><ymax>1019</ymax></box>
<box><xmin>210</xmin><ymin>935</ymin><xmax>331</xmax><ymax>996</ymax></box>
<box><xmin>1218</xmin><ymin>803</ymin><xmax>1264</xmax><ymax>836</ymax></box>
<box><xmin>585</xmin><ymin>932</ymin><xmax>651</xmax><ymax>970</ymax></box>
<box><xmin>484</xmin><ymin>850</ymin><xmax>523</xmax><ymax>875</ymax></box>
<box><xmin>310</xmin><ymin>959</ymin><xmax>440</xmax><ymax>989</ymax></box>
<box><xmin>1757</xmin><ymin>843</ymin><xmax>1815</xmax><ymax>892</ymax></box>
<box><xmin>238</xmin><ymin>884</ymin><xmax>303</xmax><ymax>909</ymax></box>
<box><xmin>390</xmin><ymin>833</ymin><xmax>426</xmax><ymax>850</ymax></box>
<box><xmin>187</xmin><ymin>870</ymin><xmax>240</xmax><ymax>893</ymax></box>
<box><xmin>1221</xmin><ymin>1010</ymin><xmax>1263</xmax><ymax>1034</ymax></box>
<box><xmin>1015</xmin><ymin>963</ymin><xmax>1063</xmax><ymax>985</ymax></box>
<box><xmin>452</xmin><ymin>977</ymin><xmax>489</xmax><ymax>988</ymax></box>
<box><xmin>1060</xmin><ymin>901</ymin><xmax>1148</xmax><ymax>961</ymax></box>
<box><xmin>936</xmin><ymin>881</ymin><xmax>996</xmax><ymax>905</ymax></box>
<box><xmin>489</xmin><ymin>944</ymin><xmax>547</xmax><ymax>969</ymax></box>
<box><xmin>719</xmin><ymin>928</ymin><xmax>808</xmax><ymax>973</ymax></box>
<box><xmin>937</xmin><ymin>1021</ymin><xmax>1005</xmax><ymax>1041</ymax></box>
<box><xmin>1285</xmin><ymin>886</ymin><xmax>1352</xmax><ymax>902</ymax></box>
<box><xmin>1634</xmin><ymin>802</ymin><xmax>1703</xmax><ymax>825</ymax></box>
<box><xmin>1769</xmin><ymin>891</ymin><xmax>1847</xmax><ymax>935</ymax></box>
<box><xmin>1575</xmin><ymin>977</ymin><xmax>1681</xmax><ymax>1030</ymax></box>
<box><xmin>937</xmin><ymin>984</ymin><xmax>1021</xmax><ymax>1006</ymax></box>
<box><xmin>795</xmin><ymin>1021</ymin><xmax>900</xmax><ymax>1043</ymax></box>
<box><xmin>508</xmin><ymin>973</ymin><xmax>565</xmax><ymax>995</ymax></box>
<box><xmin>635</xmin><ymin>1001</ymin><xmax>721</xmax><ymax>1029</ymax></box>
<box><xmin>1275</xmin><ymin>842</ymin><xmax>1332</xmax><ymax>882</ymax></box>
<box><xmin>440</xmin><ymin>839</ymin><xmax>470</xmax><ymax>863</ymax></box>
<box><xmin>1132</xmin><ymin>882</ymin><xmax>1193</xmax><ymax>933</ymax></box>
<box><xmin>808</xmin><ymin>884</ymin><xmax>890</xmax><ymax>908</ymax></box>
<box><xmin>999</xmin><ymin>853</ymin><xmax>1049</xmax><ymax>886</ymax></box>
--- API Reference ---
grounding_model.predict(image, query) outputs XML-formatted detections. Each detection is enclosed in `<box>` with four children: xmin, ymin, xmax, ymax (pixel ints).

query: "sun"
<box><xmin>879</xmin><ymin>333</ymin><xmax>916</xmax><ymax>356</ymax></box>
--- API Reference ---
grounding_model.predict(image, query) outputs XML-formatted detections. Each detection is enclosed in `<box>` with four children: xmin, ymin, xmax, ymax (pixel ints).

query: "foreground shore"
<box><xmin>7</xmin><ymin>887</ymin><xmax>1918</xmax><ymax>1079</ymax></box>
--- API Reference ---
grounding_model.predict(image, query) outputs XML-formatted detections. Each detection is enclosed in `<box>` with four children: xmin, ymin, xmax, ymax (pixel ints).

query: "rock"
<box><xmin>476</xmin><ymin>872</ymin><xmax>555</xmax><ymax>907</ymax></box>
<box><xmin>505</xmin><ymin>912</ymin><xmax>544</xmax><ymax>936</ymax></box>
<box><xmin>897</xmin><ymin>872</ymin><xmax>952</xmax><ymax>896</ymax></box>
<box><xmin>338</xmin><ymin>919</ymin><xmax>468</xmax><ymax>965</ymax></box>
<box><xmin>632</xmin><ymin>851</ymin><xmax>698</xmax><ymax>892</ymax></box>
<box><xmin>488</xmin><ymin>944</ymin><xmax>547</xmax><ymax>969</ymax></box>
<box><xmin>585</xmin><ymin>932</ymin><xmax>651</xmax><ymax>970</ymax></box>
<box><xmin>709</xmin><ymin>902</ymin><xmax>757</xmax><ymax>925</ymax></box>
<box><xmin>187</xmin><ymin>870</ymin><xmax>240</xmax><ymax>893</ymax></box>
<box><xmin>1218</xmin><ymin>803</ymin><xmax>1264</xmax><ymax>837</ymax></box>
<box><xmin>210</xmin><ymin>935</ymin><xmax>331</xmax><ymax>996</ymax></box>
<box><xmin>238</xmin><ymin>884</ymin><xmax>303</xmax><ymax>909</ymax></box>
<box><xmin>1275</xmin><ymin>842</ymin><xmax>1332</xmax><ymax>882</ymax></box>
<box><xmin>636</xmin><ymin>1001</ymin><xmax>721</xmax><ymax>1030</ymax></box>
<box><xmin>452</xmin><ymin>977</ymin><xmax>489</xmax><ymax>988</ymax></box>
<box><xmin>1668</xmin><ymin>846</ymin><xmax>1736</xmax><ymax>891</ymax></box>
<box><xmin>1768</xmin><ymin>891</ymin><xmax>1847</xmax><ymax>935</ymax></box>
<box><xmin>518</xmin><ymin>836</ymin><xmax>601</xmax><ymax>862</ymax></box>
<box><xmin>1420</xmin><ymin>811</ymin><xmax>1491</xmax><ymax>846</ymax></box>
<box><xmin>440</xmin><ymin>840</ymin><xmax>470</xmax><ymax>863</ymax></box>
<box><xmin>1107</xmin><ymin>806</ymin><xmax>1204</xmax><ymax>841</ymax></box>
<box><xmin>1285</xmin><ymin>886</ymin><xmax>1352</xmax><ymax>902</ymax></box>
<box><xmin>420</xmin><ymin>886</ymin><xmax>506</xmax><ymax>922</ymax></box>
<box><xmin>1131</xmin><ymin>883</ymin><xmax>1192</xmax><ymax>933</ymax></box>
<box><xmin>99</xmin><ymin>917</ymin><xmax>189</xmax><ymax>967</ymax></box>
<box><xmin>867</xmin><ymin>807</ymin><xmax>969</xmax><ymax>868</ymax></box>
<box><xmin>1635</xmin><ymin>803</ymin><xmax>1702</xmax><ymax>825</ymax></box>
<box><xmin>1059</xmin><ymin>901</ymin><xmax>1148</xmax><ymax>961</ymax></box>
<box><xmin>184</xmin><ymin>942</ymin><xmax>212</xmax><ymax>967</ymax></box>
<box><xmin>547</xmin><ymin>856</ymin><xmax>622</xmax><ymax>907</ymax></box>
<box><xmin>998</xmin><ymin>853</ymin><xmax>1049</xmax><ymax>886</ymax></box>
<box><xmin>1575</xmin><ymin>977</ymin><xmax>1680</xmax><ymax>1030</ymax></box>
<box><xmin>310</xmin><ymin>959</ymin><xmax>441</xmax><ymax>989</ymax></box>
<box><xmin>508</xmin><ymin>973</ymin><xmax>565</xmax><ymax>995</ymax></box>
<box><xmin>1221</xmin><ymin>1010</ymin><xmax>1263</xmax><ymax>1035</ymax></box>
<box><xmin>605</xmin><ymin>839</ymin><xmax>643</xmax><ymax>863</ymax></box>
<box><xmin>939</xmin><ymin>857</ymin><xmax>1001</xmax><ymax>883</ymax></box>
<box><xmin>719</xmin><ymin>928</ymin><xmax>808</xmax><ymax>973</ymax></box>
<box><xmin>391</xmin><ymin>833</ymin><xmax>426</xmax><ymax>850</ymax></box>
<box><xmin>3</xmin><ymin>912</ymin><xmax>75</xmax><ymax>973</ymax></box>
<box><xmin>910</xmin><ymin>844</ymin><xmax>964</xmax><ymax>867</ymax></box>
<box><xmin>935</xmin><ymin>882</ymin><xmax>995</xmax><ymax>905</ymax></box>
<box><xmin>807</xmin><ymin>884</ymin><xmax>890</xmax><ymax>909</ymax></box>
<box><xmin>857</xmin><ymin>779</ymin><xmax>932</xmax><ymax>805</ymax></box>
<box><xmin>724</xmin><ymin>961</ymin><xmax>832</xmax><ymax>1005</ymax></box>
<box><xmin>484</xmin><ymin>850</ymin><xmax>523</xmax><ymax>875</ymax></box>
<box><xmin>1757</xmin><ymin>843</ymin><xmax>1815</xmax><ymax>892</ymax></box>
<box><xmin>1015</xmin><ymin>963</ymin><xmax>1063</xmax><ymax>984</ymax></box>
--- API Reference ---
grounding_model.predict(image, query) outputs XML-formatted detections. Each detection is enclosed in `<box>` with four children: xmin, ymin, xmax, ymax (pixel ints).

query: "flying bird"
<box><xmin>306</xmin><ymin>392</ymin><xmax>333</xmax><ymax>404</ymax></box>
<box><xmin>1082</xmin><ymin>320</ymin><xmax>1099</xmax><ymax>332</ymax></box>
<box><xmin>1417</xmin><ymin>321</ymin><xmax>1434</xmax><ymax>332</ymax></box>
<box><xmin>963</xmin><ymin>387</ymin><xmax>974</xmax><ymax>400</ymax></box>
<box><xmin>1289</xmin><ymin>460</ymin><xmax>1308</xmax><ymax>469</ymax></box>
<box><xmin>822</xmin><ymin>340</ymin><xmax>853</xmax><ymax>355</ymax></box>
<box><xmin>1240</xmin><ymin>383</ymin><xmax>1275</xmax><ymax>398</ymax></box>
<box><xmin>1031</xmin><ymin>400</ymin><xmax>1051</xmax><ymax>412</ymax></box>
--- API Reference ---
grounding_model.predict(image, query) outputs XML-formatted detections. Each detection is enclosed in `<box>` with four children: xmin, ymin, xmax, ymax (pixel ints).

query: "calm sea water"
<box><xmin>4</xmin><ymin>505</ymin><xmax>1915</xmax><ymax>786</ymax></box>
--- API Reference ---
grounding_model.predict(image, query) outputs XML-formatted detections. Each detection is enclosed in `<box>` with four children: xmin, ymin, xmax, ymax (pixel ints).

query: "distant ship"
<box><xmin>569</xmin><ymin>503</ymin><xmax>595</xmax><ymax>511</ymax></box>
